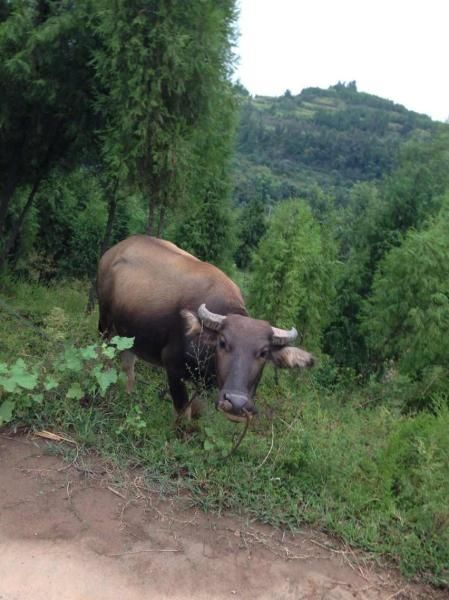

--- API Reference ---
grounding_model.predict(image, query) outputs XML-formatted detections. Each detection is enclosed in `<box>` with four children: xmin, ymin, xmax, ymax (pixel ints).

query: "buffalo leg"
<box><xmin>166</xmin><ymin>371</ymin><xmax>192</xmax><ymax>419</ymax></box>
<box><xmin>162</xmin><ymin>342</ymin><xmax>191</xmax><ymax>418</ymax></box>
<box><xmin>98</xmin><ymin>305</ymin><xmax>113</xmax><ymax>339</ymax></box>
<box><xmin>121</xmin><ymin>350</ymin><xmax>136</xmax><ymax>393</ymax></box>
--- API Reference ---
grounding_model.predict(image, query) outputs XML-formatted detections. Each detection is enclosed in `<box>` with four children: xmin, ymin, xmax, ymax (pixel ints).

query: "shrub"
<box><xmin>361</xmin><ymin>200</ymin><xmax>449</xmax><ymax>408</ymax></box>
<box><xmin>248</xmin><ymin>200</ymin><xmax>338</xmax><ymax>352</ymax></box>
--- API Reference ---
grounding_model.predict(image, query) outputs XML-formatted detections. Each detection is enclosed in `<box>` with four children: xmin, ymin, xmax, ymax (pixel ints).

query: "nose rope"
<box><xmin>222</xmin><ymin>409</ymin><xmax>251</xmax><ymax>459</ymax></box>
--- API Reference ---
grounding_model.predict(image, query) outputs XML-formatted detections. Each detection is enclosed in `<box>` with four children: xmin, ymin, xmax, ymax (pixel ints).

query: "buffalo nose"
<box><xmin>221</xmin><ymin>392</ymin><xmax>256</xmax><ymax>415</ymax></box>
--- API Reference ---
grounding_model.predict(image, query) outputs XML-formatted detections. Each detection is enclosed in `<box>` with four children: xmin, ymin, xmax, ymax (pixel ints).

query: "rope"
<box><xmin>223</xmin><ymin>411</ymin><xmax>251</xmax><ymax>459</ymax></box>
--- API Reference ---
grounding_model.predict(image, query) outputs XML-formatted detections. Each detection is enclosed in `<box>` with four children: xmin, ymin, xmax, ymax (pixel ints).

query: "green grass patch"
<box><xmin>1</xmin><ymin>280</ymin><xmax>448</xmax><ymax>587</ymax></box>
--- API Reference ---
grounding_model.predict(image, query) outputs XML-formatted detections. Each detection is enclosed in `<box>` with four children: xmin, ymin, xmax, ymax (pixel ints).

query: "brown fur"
<box><xmin>97</xmin><ymin>236</ymin><xmax>314</xmax><ymax>420</ymax></box>
<box><xmin>98</xmin><ymin>236</ymin><xmax>245</xmax><ymax>324</ymax></box>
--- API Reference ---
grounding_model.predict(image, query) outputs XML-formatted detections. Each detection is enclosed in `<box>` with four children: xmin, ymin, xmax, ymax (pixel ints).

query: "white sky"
<box><xmin>235</xmin><ymin>0</ymin><xmax>449</xmax><ymax>122</ymax></box>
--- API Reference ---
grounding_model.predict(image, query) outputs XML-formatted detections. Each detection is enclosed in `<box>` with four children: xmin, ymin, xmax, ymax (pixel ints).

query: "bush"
<box><xmin>0</xmin><ymin>334</ymin><xmax>134</xmax><ymax>427</ymax></box>
<box><xmin>33</xmin><ymin>168</ymin><xmax>107</xmax><ymax>279</ymax></box>
<box><xmin>380</xmin><ymin>408</ymin><xmax>449</xmax><ymax>581</ymax></box>
<box><xmin>361</xmin><ymin>200</ymin><xmax>449</xmax><ymax>408</ymax></box>
<box><xmin>248</xmin><ymin>200</ymin><xmax>338</xmax><ymax>352</ymax></box>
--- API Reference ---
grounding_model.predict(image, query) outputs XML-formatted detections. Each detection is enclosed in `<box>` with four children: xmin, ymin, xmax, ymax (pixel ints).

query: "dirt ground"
<box><xmin>0</xmin><ymin>434</ymin><xmax>445</xmax><ymax>600</ymax></box>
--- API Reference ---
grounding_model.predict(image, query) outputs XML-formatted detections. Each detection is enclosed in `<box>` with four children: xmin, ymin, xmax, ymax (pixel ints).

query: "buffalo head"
<box><xmin>182</xmin><ymin>304</ymin><xmax>314</xmax><ymax>422</ymax></box>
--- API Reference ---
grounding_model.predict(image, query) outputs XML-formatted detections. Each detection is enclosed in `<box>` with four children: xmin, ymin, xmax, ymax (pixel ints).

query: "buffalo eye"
<box><xmin>258</xmin><ymin>348</ymin><xmax>269</xmax><ymax>359</ymax></box>
<box><xmin>218</xmin><ymin>337</ymin><xmax>227</xmax><ymax>351</ymax></box>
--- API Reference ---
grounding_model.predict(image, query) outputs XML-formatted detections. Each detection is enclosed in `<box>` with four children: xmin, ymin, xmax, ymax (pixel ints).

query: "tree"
<box><xmin>324</xmin><ymin>182</ymin><xmax>384</xmax><ymax>367</ymax></box>
<box><xmin>234</xmin><ymin>196</ymin><xmax>267</xmax><ymax>269</ymax></box>
<box><xmin>379</xmin><ymin>131</ymin><xmax>449</xmax><ymax>235</ymax></box>
<box><xmin>170</xmin><ymin>186</ymin><xmax>235</xmax><ymax>268</ymax></box>
<box><xmin>0</xmin><ymin>0</ymin><xmax>97</xmax><ymax>267</ymax></box>
<box><xmin>93</xmin><ymin>0</ymin><xmax>237</xmax><ymax>235</ymax></box>
<box><xmin>325</xmin><ymin>133</ymin><xmax>449</xmax><ymax>370</ymax></box>
<box><xmin>361</xmin><ymin>199</ymin><xmax>449</xmax><ymax>407</ymax></box>
<box><xmin>169</xmin><ymin>84</ymin><xmax>237</xmax><ymax>268</ymax></box>
<box><xmin>248</xmin><ymin>200</ymin><xmax>338</xmax><ymax>352</ymax></box>
<box><xmin>31</xmin><ymin>168</ymin><xmax>107</xmax><ymax>280</ymax></box>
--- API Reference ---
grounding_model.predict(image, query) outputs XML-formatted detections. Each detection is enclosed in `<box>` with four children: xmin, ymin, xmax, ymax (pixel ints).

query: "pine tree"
<box><xmin>93</xmin><ymin>0</ymin><xmax>237</xmax><ymax>234</ymax></box>
<box><xmin>361</xmin><ymin>199</ymin><xmax>449</xmax><ymax>405</ymax></box>
<box><xmin>0</xmin><ymin>0</ymin><xmax>97</xmax><ymax>267</ymax></box>
<box><xmin>248</xmin><ymin>200</ymin><xmax>338</xmax><ymax>352</ymax></box>
<box><xmin>234</xmin><ymin>196</ymin><xmax>268</xmax><ymax>269</ymax></box>
<box><xmin>169</xmin><ymin>76</ymin><xmax>237</xmax><ymax>268</ymax></box>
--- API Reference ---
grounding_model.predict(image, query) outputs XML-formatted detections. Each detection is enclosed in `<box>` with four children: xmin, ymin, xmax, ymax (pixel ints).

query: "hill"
<box><xmin>233</xmin><ymin>81</ymin><xmax>438</xmax><ymax>205</ymax></box>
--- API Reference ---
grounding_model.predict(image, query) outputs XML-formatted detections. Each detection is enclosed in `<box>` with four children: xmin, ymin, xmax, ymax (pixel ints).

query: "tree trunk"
<box><xmin>147</xmin><ymin>171</ymin><xmax>163</xmax><ymax>236</ymax></box>
<box><xmin>0</xmin><ymin>127</ymin><xmax>28</xmax><ymax>236</ymax></box>
<box><xmin>85</xmin><ymin>178</ymin><xmax>119</xmax><ymax>313</ymax></box>
<box><xmin>147</xmin><ymin>197</ymin><xmax>155</xmax><ymax>236</ymax></box>
<box><xmin>0</xmin><ymin>120</ymin><xmax>67</xmax><ymax>269</ymax></box>
<box><xmin>0</xmin><ymin>174</ymin><xmax>44</xmax><ymax>270</ymax></box>
<box><xmin>0</xmin><ymin>161</ymin><xmax>20</xmax><ymax>237</ymax></box>
<box><xmin>156</xmin><ymin>205</ymin><xmax>166</xmax><ymax>237</ymax></box>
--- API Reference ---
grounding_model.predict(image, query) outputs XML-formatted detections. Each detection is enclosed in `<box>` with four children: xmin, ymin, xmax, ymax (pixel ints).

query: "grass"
<box><xmin>1</xmin><ymin>278</ymin><xmax>448</xmax><ymax>587</ymax></box>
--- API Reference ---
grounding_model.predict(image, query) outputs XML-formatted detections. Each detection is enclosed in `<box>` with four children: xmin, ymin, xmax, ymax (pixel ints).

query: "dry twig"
<box><xmin>34</xmin><ymin>430</ymin><xmax>77</xmax><ymax>444</ymax></box>
<box><xmin>108</xmin><ymin>548</ymin><xmax>182</xmax><ymax>557</ymax></box>
<box><xmin>255</xmin><ymin>422</ymin><xmax>275</xmax><ymax>470</ymax></box>
<box><xmin>107</xmin><ymin>486</ymin><xmax>127</xmax><ymax>500</ymax></box>
<box><xmin>386</xmin><ymin>587</ymin><xmax>409</xmax><ymax>600</ymax></box>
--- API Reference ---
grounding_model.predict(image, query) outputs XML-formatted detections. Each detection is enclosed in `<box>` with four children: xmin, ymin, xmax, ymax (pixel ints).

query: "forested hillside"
<box><xmin>1</xmin><ymin>1</ymin><xmax>449</xmax><ymax>588</ymax></box>
<box><xmin>234</xmin><ymin>81</ymin><xmax>437</xmax><ymax>206</ymax></box>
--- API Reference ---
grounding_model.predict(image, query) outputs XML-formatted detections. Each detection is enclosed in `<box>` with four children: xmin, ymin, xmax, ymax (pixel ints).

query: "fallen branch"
<box><xmin>34</xmin><ymin>430</ymin><xmax>77</xmax><ymax>445</ymax></box>
<box><xmin>108</xmin><ymin>548</ymin><xmax>182</xmax><ymax>557</ymax></box>
<box><xmin>107</xmin><ymin>486</ymin><xmax>127</xmax><ymax>500</ymax></box>
<box><xmin>386</xmin><ymin>587</ymin><xmax>409</xmax><ymax>600</ymax></box>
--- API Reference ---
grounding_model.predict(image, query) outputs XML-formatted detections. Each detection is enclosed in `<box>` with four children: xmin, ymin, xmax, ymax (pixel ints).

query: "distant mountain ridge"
<box><xmin>233</xmin><ymin>81</ymin><xmax>439</xmax><ymax>205</ymax></box>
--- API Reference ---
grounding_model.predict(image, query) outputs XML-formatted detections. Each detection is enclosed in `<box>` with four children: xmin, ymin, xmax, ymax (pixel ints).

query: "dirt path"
<box><xmin>0</xmin><ymin>435</ymin><xmax>444</xmax><ymax>600</ymax></box>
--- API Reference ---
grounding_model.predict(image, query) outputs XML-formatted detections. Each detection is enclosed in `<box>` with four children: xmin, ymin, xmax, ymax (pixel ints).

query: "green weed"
<box><xmin>1</xmin><ymin>281</ymin><xmax>448</xmax><ymax>587</ymax></box>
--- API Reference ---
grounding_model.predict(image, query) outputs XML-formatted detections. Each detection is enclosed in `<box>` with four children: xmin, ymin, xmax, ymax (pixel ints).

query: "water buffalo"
<box><xmin>97</xmin><ymin>235</ymin><xmax>314</xmax><ymax>422</ymax></box>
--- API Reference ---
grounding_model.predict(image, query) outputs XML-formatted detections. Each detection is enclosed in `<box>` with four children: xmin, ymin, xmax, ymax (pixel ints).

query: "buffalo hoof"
<box><xmin>174</xmin><ymin>417</ymin><xmax>199</xmax><ymax>439</ymax></box>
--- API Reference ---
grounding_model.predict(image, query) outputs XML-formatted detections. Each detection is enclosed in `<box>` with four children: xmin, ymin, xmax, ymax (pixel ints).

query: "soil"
<box><xmin>0</xmin><ymin>434</ymin><xmax>445</xmax><ymax>600</ymax></box>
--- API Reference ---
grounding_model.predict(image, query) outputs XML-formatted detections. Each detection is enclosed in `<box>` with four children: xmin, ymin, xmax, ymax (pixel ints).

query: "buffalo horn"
<box><xmin>198</xmin><ymin>304</ymin><xmax>226</xmax><ymax>331</ymax></box>
<box><xmin>271</xmin><ymin>326</ymin><xmax>298</xmax><ymax>346</ymax></box>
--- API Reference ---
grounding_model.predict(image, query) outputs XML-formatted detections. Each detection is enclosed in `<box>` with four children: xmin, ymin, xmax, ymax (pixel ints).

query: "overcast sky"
<box><xmin>235</xmin><ymin>0</ymin><xmax>449</xmax><ymax>122</ymax></box>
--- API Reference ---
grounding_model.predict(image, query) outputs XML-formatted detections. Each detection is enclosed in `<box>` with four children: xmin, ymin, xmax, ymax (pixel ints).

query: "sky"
<box><xmin>235</xmin><ymin>0</ymin><xmax>449</xmax><ymax>122</ymax></box>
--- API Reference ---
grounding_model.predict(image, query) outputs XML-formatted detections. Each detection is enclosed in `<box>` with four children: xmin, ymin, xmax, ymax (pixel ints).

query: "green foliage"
<box><xmin>234</xmin><ymin>195</ymin><xmax>268</xmax><ymax>269</ymax></box>
<box><xmin>1</xmin><ymin>280</ymin><xmax>449</xmax><ymax>585</ymax></box>
<box><xmin>0</xmin><ymin>335</ymin><xmax>133</xmax><ymax>426</ymax></box>
<box><xmin>0</xmin><ymin>358</ymin><xmax>38</xmax><ymax>394</ymax></box>
<box><xmin>0</xmin><ymin>0</ymin><xmax>97</xmax><ymax>246</ymax></box>
<box><xmin>326</xmin><ymin>132</ymin><xmax>449</xmax><ymax>371</ymax></box>
<box><xmin>93</xmin><ymin>0</ymin><xmax>237</xmax><ymax>233</ymax></box>
<box><xmin>235</xmin><ymin>83</ymin><xmax>437</xmax><ymax>207</ymax></box>
<box><xmin>1</xmin><ymin>0</ymin><xmax>238</xmax><ymax>276</ymax></box>
<box><xmin>170</xmin><ymin>188</ymin><xmax>236</xmax><ymax>268</ymax></box>
<box><xmin>379</xmin><ymin>409</ymin><xmax>449</xmax><ymax>580</ymax></box>
<box><xmin>168</xmin><ymin>80</ymin><xmax>238</xmax><ymax>267</ymax></box>
<box><xmin>324</xmin><ymin>182</ymin><xmax>384</xmax><ymax>367</ymax></box>
<box><xmin>248</xmin><ymin>200</ymin><xmax>338</xmax><ymax>351</ymax></box>
<box><xmin>28</xmin><ymin>168</ymin><xmax>107</xmax><ymax>279</ymax></box>
<box><xmin>202</xmin><ymin>425</ymin><xmax>232</xmax><ymax>456</ymax></box>
<box><xmin>380</xmin><ymin>132</ymin><xmax>449</xmax><ymax>235</ymax></box>
<box><xmin>361</xmin><ymin>201</ymin><xmax>449</xmax><ymax>407</ymax></box>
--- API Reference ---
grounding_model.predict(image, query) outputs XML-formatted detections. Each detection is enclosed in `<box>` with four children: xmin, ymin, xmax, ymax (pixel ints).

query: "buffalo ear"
<box><xmin>181</xmin><ymin>309</ymin><xmax>202</xmax><ymax>337</ymax></box>
<box><xmin>180</xmin><ymin>309</ymin><xmax>219</xmax><ymax>346</ymax></box>
<box><xmin>270</xmin><ymin>346</ymin><xmax>315</xmax><ymax>369</ymax></box>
